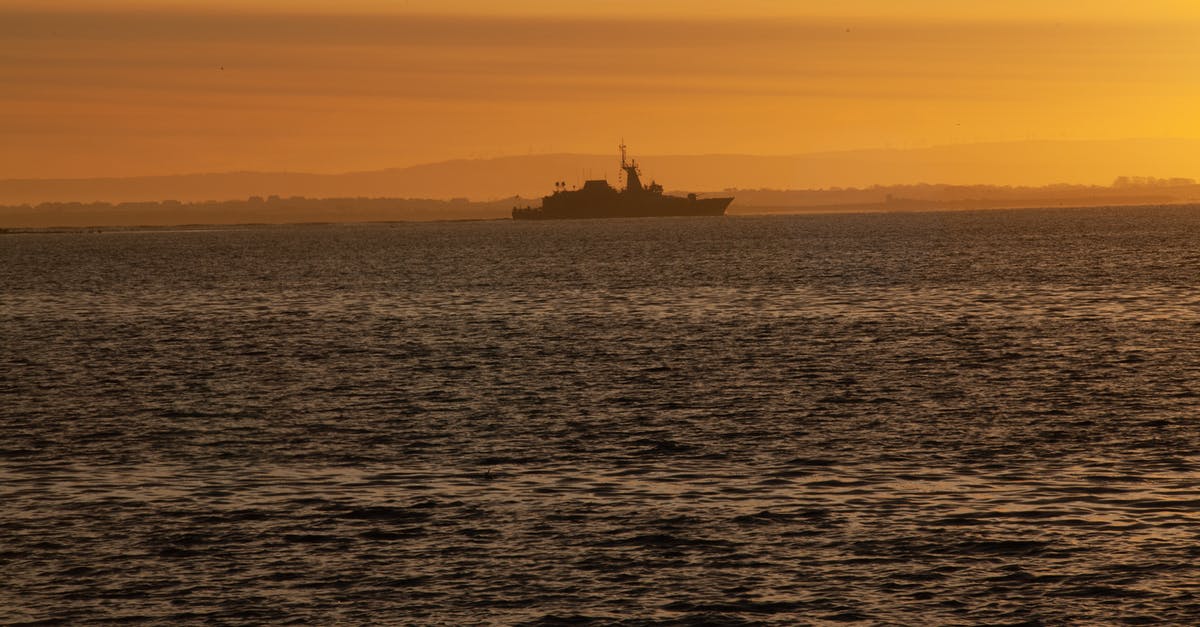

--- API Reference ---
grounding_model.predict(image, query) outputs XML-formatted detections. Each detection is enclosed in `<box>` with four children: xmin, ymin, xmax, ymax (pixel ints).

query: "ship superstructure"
<box><xmin>512</xmin><ymin>144</ymin><xmax>732</xmax><ymax>220</ymax></box>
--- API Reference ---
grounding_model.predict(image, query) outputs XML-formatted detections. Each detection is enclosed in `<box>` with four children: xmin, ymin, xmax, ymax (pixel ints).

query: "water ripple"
<box><xmin>3</xmin><ymin>208</ymin><xmax>1200</xmax><ymax>623</ymax></box>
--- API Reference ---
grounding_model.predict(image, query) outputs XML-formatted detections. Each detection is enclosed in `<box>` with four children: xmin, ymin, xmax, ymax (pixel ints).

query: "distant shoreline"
<box><xmin>5</xmin><ymin>177</ymin><xmax>1200</xmax><ymax>229</ymax></box>
<box><xmin>4</xmin><ymin>200</ymin><xmax>1198</xmax><ymax>232</ymax></box>
<box><xmin>732</xmin><ymin>198</ymin><xmax>1200</xmax><ymax>216</ymax></box>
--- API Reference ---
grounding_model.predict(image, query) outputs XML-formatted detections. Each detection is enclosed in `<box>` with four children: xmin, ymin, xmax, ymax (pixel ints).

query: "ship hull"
<box><xmin>513</xmin><ymin>196</ymin><xmax>732</xmax><ymax>220</ymax></box>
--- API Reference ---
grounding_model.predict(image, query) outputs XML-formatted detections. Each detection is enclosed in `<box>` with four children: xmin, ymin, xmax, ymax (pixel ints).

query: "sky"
<box><xmin>2</xmin><ymin>0</ymin><xmax>1200</xmax><ymax>180</ymax></box>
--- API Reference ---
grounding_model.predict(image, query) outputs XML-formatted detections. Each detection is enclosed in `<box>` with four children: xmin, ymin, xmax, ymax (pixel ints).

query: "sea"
<box><xmin>3</xmin><ymin>207</ymin><xmax>1200</xmax><ymax>625</ymax></box>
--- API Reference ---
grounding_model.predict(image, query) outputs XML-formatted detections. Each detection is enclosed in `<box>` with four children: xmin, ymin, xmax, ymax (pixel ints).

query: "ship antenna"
<box><xmin>619</xmin><ymin>140</ymin><xmax>627</xmax><ymax>188</ymax></box>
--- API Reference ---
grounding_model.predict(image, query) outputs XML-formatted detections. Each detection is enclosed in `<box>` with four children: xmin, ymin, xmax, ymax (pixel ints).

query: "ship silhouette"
<box><xmin>512</xmin><ymin>144</ymin><xmax>733</xmax><ymax>220</ymax></box>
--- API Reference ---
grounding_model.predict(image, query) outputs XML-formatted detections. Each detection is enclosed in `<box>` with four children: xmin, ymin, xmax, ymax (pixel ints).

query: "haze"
<box><xmin>3</xmin><ymin>1</ymin><xmax>1199</xmax><ymax>182</ymax></box>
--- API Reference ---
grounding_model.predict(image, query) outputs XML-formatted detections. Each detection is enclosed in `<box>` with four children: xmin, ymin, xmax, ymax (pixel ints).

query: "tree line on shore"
<box><xmin>3</xmin><ymin>178</ymin><xmax>1199</xmax><ymax>228</ymax></box>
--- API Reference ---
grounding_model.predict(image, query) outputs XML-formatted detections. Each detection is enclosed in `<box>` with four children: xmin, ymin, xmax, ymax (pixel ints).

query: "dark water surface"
<box><xmin>4</xmin><ymin>208</ymin><xmax>1200</xmax><ymax>624</ymax></box>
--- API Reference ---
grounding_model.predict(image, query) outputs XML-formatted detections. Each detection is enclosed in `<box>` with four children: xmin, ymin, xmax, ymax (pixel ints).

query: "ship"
<box><xmin>512</xmin><ymin>144</ymin><xmax>733</xmax><ymax>220</ymax></box>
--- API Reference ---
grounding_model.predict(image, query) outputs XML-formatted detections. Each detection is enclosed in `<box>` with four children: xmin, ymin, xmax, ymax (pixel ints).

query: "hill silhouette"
<box><xmin>2</xmin><ymin>139</ymin><xmax>1198</xmax><ymax>205</ymax></box>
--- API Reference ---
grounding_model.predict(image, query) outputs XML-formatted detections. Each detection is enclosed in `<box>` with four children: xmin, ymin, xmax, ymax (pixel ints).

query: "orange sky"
<box><xmin>2</xmin><ymin>1</ymin><xmax>1199</xmax><ymax>180</ymax></box>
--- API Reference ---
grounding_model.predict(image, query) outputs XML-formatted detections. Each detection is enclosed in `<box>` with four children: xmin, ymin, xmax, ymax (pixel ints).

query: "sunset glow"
<box><xmin>3</xmin><ymin>1</ymin><xmax>1199</xmax><ymax>181</ymax></box>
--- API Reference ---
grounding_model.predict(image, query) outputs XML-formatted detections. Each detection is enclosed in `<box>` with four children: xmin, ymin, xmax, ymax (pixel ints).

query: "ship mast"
<box><xmin>618</xmin><ymin>141</ymin><xmax>642</xmax><ymax>193</ymax></box>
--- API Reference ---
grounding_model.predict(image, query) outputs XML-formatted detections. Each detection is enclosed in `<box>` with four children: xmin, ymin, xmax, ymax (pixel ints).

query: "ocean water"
<box><xmin>3</xmin><ymin>207</ymin><xmax>1200</xmax><ymax>625</ymax></box>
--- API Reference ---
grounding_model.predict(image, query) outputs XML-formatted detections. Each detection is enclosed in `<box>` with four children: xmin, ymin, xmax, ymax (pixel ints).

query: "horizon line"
<box><xmin>4</xmin><ymin>136</ymin><xmax>1198</xmax><ymax>183</ymax></box>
